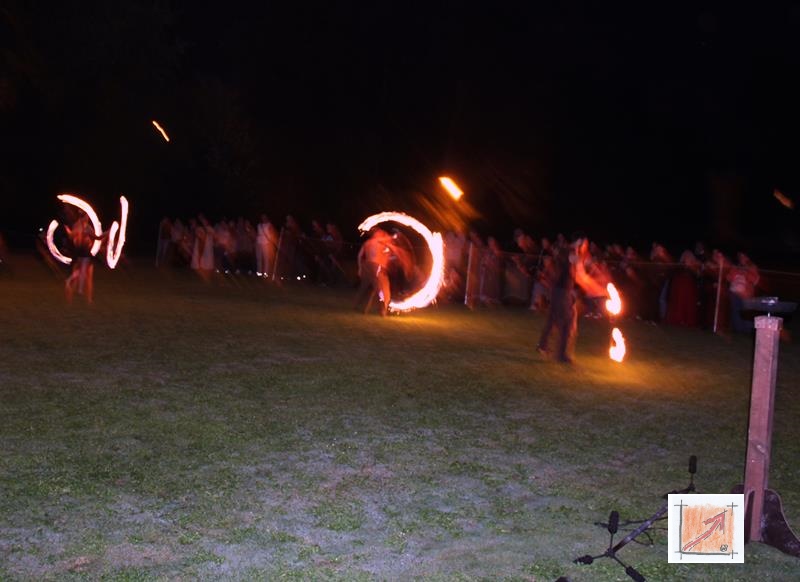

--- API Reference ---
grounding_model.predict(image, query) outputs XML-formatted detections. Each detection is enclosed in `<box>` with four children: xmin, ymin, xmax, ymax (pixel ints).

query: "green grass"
<box><xmin>1</xmin><ymin>255</ymin><xmax>799</xmax><ymax>581</ymax></box>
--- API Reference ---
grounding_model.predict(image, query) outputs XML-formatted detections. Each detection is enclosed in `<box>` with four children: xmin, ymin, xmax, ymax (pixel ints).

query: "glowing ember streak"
<box><xmin>46</xmin><ymin>219</ymin><xmax>72</xmax><ymax>265</ymax></box>
<box><xmin>605</xmin><ymin>282</ymin><xmax>622</xmax><ymax>315</ymax></box>
<box><xmin>105</xmin><ymin>196</ymin><xmax>129</xmax><ymax>269</ymax></box>
<box><xmin>438</xmin><ymin>176</ymin><xmax>464</xmax><ymax>201</ymax></box>
<box><xmin>358</xmin><ymin>212</ymin><xmax>445</xmax><ymax>312</ymax></box>
<box><xmin>609</xmin><ymin>327</ymin><xmax>626</xmax><ymax>363</ymax></box>
<box><xmin>56</xmin><ymin>194</ymin><xmax>103</xmax><ymax>256</ymax></box>
<box><xmin>773</xmin><ymin>189</ymin><xmax>794</xmax><ymax>209</ymax></box>
<box><xmin>152</xmin><ymin>120</ymin><xmax>170</xmax><ymax>142</ymax></box>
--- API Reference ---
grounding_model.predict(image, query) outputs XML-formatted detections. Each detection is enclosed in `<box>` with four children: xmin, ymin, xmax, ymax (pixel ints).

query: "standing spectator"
<box><xmin>192</xmin><ymin>215</ymin><xmax>215</xmax><ymax>279</ymax></box>
<box><xmin>505</xmin><ymin>233</ymin><xmax>537</xmax><ymax>305</ymax></box>
<box><xmin>530</xmin><ymin>254</ymin><xmax>555</xmax><ymax>312</ymax></box>
<box><xmin>727</xmin><ymin>252</ymin><xmax>760</xmax><ymax>333</ymax></box>
<box><xmin>665</xmin><ymin>250</ymin><xmax>701</xmax><ymax>327</ymax></box>
<box><xmin>479</xmin><ymin>237</ymin><xmax>504</xmax><ymax>306</ymax></box>
<box><xmin>310</xmin><ymin>219</ymin><xmax>333</xmax><ymax>285</ymax></box>
<box><xmin>324</xmin><ymin>222</ymin><xmax>346</xmax><ymax>284</ymax></box>
<box><xmin>650</xmin><ymin>242</ymin><xmax>674</xmax><ymax>322</ymax></box>
<box><xmin>235</xmin><ymin>218</ymin><xmax>255</xmax><ymax>274</ymax></box>
<box><xmin>170</xmin><ymin>218</ymin><xmax>186</xmax><ymax>266</ymax></box>
<box><xmin>703</xmin><ymin>249</ymin><xmax>731</xmax><ymax>331</ymax></box>
<box><xmin>255</xmin><ymin>214</ymin><xmax>278</xmax><ymax>278</ymax></box>
<box><xmin>156</xmin><ymin>217</ymin><xmax>172</xmax><ymax>267</ymax></box>
<box><xmin>444</xmin><ymin>230</ymin><xmax>467</xmax><ymax>278</ymax></box>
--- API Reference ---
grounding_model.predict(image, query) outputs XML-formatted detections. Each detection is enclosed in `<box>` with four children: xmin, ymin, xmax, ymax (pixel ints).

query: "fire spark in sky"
<box><xmin>358</xmin><ymin>212</ymin><xmax>445</xmax><ymax>312</ymax></box>
<box><xmin>152</xmin><ymin>120</ymin><xmax>170</xmax><ymax>142</ymax></box>
<box><xmin>438</xmin><ymin>176</ymin><xmax>464</xmax><ymax>201</ymax></box>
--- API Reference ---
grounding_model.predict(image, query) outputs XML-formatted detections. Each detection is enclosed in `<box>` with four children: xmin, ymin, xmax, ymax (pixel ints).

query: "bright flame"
<box><xmin>438</xmin><ymin>176</ymin><xmax>464</xmax><ymax>201</ymax></box>
<box><xmin>358</xmin><ymin>212</ymin><xmax>445</xmax><ymax>312</ymax></box>
<box><xmin>56</xmin><ymin>194</ymin><xmax>103</xmax><ymax>256</ymax></box>
<box><xmin>46</xmin><ymin>219</ymin><xmax>72</xmax><ymax>265</ymax></box>
<box><xmin>105</xmin><ymin>196</ymin><xmax>129</xmax><ymax>269</ymax></box>
<box><xmin>773</xmin><ymin>189</ymin><xmax>794</xmax><ymax>209</ymax></box>
<box><xmin>610</xmin><ymin>327</ymin><xmax>626</xmax><ymax>363</ymax></box>
<box><xmin>152</xmin><ymin>120</ymin><xmax>170</xmax><ymax>142</ymax></box>
<box><xmin>605</xmin><ymin>282</ymin><xmax>622</xmax><ymax>315</ymax></box>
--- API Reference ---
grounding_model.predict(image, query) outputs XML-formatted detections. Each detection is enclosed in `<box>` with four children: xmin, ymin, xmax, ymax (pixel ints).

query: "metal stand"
<box><xmin>731</xmin><ymin>312</ymin><xmax>800</xmax><ymax>557</ymax></box>
<box><xmin>572</xmin><ymin>456</ymin><xmax>697</xmax><ymax>582</ymax></box>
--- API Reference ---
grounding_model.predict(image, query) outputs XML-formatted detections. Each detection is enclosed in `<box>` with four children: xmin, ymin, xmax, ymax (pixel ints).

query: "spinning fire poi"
<box><xmin>46</xmin><ymin>194</ymin><xmax>130</xmax><ymax>304</ymax></box>
<box><xmin>356</xmin><ymin>212</ymin><xmax>445</xmax><ymax>314</ymax></box>
<box><xmin>46</xmin><ymin>194</ymin><xmax>130</xmax><ymax>270</ymax></box>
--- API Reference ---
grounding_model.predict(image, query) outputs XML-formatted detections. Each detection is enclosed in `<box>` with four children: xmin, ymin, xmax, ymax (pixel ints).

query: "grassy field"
<box><xmin>1</xmin><ymin>255</ymin><xmax>799</xmax><ymax>581</ymax></box>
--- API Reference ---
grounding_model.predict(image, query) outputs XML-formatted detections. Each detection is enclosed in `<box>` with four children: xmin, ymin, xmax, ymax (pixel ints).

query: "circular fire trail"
<box><xmin>358</xmin><ymin>212</ymin><xmax>445</xmax><ymax>312</ymax></box>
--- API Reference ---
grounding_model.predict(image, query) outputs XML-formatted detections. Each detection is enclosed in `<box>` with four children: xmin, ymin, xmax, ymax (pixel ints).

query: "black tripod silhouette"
<box><xmin>569</xmin><ymin>455</ymin><xmax>697</xmax><ymax>582</ymax></box>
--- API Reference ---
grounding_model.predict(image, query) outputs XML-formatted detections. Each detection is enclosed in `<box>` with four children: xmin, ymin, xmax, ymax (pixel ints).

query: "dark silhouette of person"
<box><xmin>536</xmin><ymin>240</ymin><xmax>577</xmax><ymax>363</ymax></box>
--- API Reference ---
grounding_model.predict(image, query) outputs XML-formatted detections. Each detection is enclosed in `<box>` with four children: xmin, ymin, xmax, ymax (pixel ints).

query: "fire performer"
<box><xmin>354</xmin><ymin>228</ymin><xmax>401</xmax><ymax>316</ymax></box>
<box><xmin>64</xmin><ymin>214</ymin><xmax>107</xmax><ymax>304</ymax></box>
<box><xmin>536</xmin><ymin>234</ymin><xmax>606</xmax><ymax>363</ymax></box>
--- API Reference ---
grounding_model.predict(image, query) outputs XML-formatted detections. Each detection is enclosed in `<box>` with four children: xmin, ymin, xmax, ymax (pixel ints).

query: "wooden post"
<box><xmin>464</xmin><ymin>242</ymin><xmax>475</xmax><ymax>308</ymax></box>
<box><xmin>743</xmin><ymin>315</ymin><xmax>782</xmax><ymax>542</ymax></box>
<box><xmin>712</xmin><ymin>258</ymin><xmax>724</xmax><ymax>333</ymax></box>
<box><xmin>271</xmin><ymin>227</ymin><xmax>285</xmax><ymax>282</ymax></box>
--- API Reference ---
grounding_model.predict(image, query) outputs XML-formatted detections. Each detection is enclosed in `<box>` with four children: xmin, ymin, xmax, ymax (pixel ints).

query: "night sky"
<box><xmin>2</xmin><ymin>2</ymin><xmax>800</xmax><ymax>260</ymax></box>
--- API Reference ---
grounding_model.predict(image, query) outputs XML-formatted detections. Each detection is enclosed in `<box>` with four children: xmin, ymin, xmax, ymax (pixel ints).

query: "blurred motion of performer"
<box><xmin>535</xmin><ymin>240</ymin><xmax>576</xmax><ymax>363</ymax></box>
<box><xmin>354</xmin><ymin>228</ymin><xmax>398</xmax><ymax>316</ymax></box>
<box><xmin>64</xmin><ymin>214</ymin><xmax>106</xmax><ymax>304</ymax></box>
<box><xmin>536</xmin><ymin>234</ymin><xmax>606</xmax><ymax>364</ymax></box>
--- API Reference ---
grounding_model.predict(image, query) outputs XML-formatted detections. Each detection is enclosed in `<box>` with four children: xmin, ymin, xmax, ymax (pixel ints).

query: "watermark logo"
<box><xmin>668</xmin><ymin>493</ymin><xmax>744</xmax><ymax>563</ymax></box>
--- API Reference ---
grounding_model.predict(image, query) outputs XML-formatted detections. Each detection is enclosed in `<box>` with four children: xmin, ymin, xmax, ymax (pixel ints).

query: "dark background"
<box><xmin>2</xmin><ymin>2</ymin><xmax>800</xmax><ymax>263</ymax></box>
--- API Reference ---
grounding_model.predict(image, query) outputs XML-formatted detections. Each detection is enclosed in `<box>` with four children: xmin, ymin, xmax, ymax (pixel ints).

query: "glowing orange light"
<box><xmin>56</xmin><ymin>194</ymin><xmax>103</xmax><ymax>256</ymax></box>
<box><xmin>152</xmin><ymin>120</ymin><xmax>170</xmax><ymax>142</ymax></box>
<box><xmin>605</xmin><ymin>282</ymin><xmax>622</xmax><ymax>315</ymax></box>
<box><xmin>105</xmin><ymin>196</ymin><xmax>129</xmax><ymax>269</ymax></box>
<box><xmin>610</xmin><ymin>327</ymin><xmax>626</xmax><ymax>363</ymax></box>
<box><xmin>358</xmin><ymin>212</ymin><xmax>445</xmax><ymax>312</ymax></box>
<box><xmin>46</xmin><ymin>219</ymin><xmax>72</xmax><ymax>265</ymax></box>
<box><xmin>773</xmin><ymin>189</ymin><xmax>794</xmax><ymax>209</ymax></box>
<box><xmin>438</xmin><ymin>176</ymin><xmax>464</xmax><ymax>201</ymax></box>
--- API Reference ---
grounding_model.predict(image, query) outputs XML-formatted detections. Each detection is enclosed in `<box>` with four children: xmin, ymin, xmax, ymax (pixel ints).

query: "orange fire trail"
<box><xmin>605</xmin><ymin>282</ymin><xmax>622</xmax><ymax>315</ymax></box>
<box><xmin>105</xmin><ymin>196</ymin><xmax>129</xmax><ymax>269</ymax></box>
<box><xmin>46</xmin><ymin>219</ymin><xmax>72</xmax><ymax>264</ymax></box>
<box><xmin>152</xmin><ymin>120</ymin><xmax>170</xmax><ymax>142</ymax></box>
<box><xmin>438</xmin><ymin>176</ymin><xmax>464</xmax><ymax>201</ymax></box>
<box><xmin>358</xmin><ymin>212</ymin><xmax>445</xmax><ymax>312</ymax></box>
<box><xmin>609</xmin><ymin>327</ymin><xmax>626</xmax><ymax>363</ymax></box>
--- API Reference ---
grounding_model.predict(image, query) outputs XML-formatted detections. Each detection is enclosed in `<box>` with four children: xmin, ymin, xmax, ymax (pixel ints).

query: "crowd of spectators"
<box><xmin>155</xmin><ymin>214</ymin><xmax>348</xmax><ymax>285</ymax></box>
<box><xmin>439</xmin><ymin>228</ymin><xmax>765</xmax><ymax>334</ymax></box>
<box><xmin>153</xmin><ymin>215</ymin><xmax>768</xmax><ymax>334</ymax></box>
